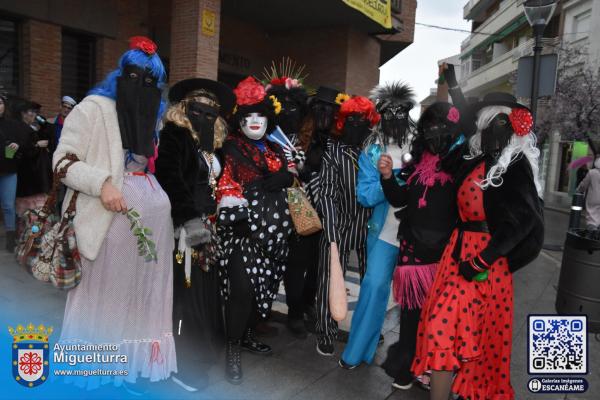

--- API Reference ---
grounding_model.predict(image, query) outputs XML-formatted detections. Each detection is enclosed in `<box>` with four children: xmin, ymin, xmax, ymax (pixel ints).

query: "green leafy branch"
<box><xmin>126</xmin><ymin>208</ymin><xmax>157</xmax><ymax>262</ymax></box>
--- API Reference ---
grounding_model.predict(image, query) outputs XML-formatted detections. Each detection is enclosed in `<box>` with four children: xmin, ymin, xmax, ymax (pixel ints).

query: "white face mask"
<box><xmin>241</xmin><ymin>112</ymin><xmax>268</xmax><ymax>140</ymax></box>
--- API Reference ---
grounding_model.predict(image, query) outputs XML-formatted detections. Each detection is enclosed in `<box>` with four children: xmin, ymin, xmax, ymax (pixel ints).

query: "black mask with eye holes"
<box><xmin>185</xmin><ymin>101</ymin><xmax>218</xmax><ymax>152</ymax></box>
<box><xmin>341</xmin><ymin>113</ymin><xmax>370</xmax><ymax>147</ymax></box>
<box><xmin>423</xmin><ymin>121</ymin><xmax>453</xmax><ymax>155</ymax></box>
<box><xmin>116</xmin><ymin>64</ymin><xmax>161</xmax><ymax>157</ymax></box>
<box><xmin>276</xmin><ymin>98</ymin><xmax>303</xmax><ymax>135</ymax></box>
<box><xmin>311</xmin><ymin>101</ymin><xmax>336</xmax><ymax>132</ymax></box>
<box><xmin>381</xmin><ymin>105</ymin><xmax>410</xmax><ymax>145</ymax></box>
<box><xmin>481</xmin><ymin>114</ymin><xmax>513</xmax><ymax>160</ymax></box>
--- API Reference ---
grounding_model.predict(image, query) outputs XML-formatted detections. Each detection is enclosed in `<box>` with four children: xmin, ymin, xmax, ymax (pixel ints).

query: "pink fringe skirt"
<box><xmin>392</xmin><ymin>263</ymin><xmax>438</xmax><ymax>310</ymax></box>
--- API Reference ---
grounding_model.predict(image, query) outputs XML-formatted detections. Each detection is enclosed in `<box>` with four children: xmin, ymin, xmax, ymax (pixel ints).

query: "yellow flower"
<box><xmin>335</xmin><ymin>93</ymin><xmax>350</xmax><ymax>105</ymax></box>
<box><xmin>232</xmin><ymin>105</ymin><xmax>238</xmax><ymax>115</ymax></box>
<box><xmin>269</xmin><ymin>95</ymin><xmax>282</xmax><ymax>115</ymax></box>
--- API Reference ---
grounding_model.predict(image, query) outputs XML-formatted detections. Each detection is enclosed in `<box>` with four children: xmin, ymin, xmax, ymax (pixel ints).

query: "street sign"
<box><xmin>516</xmin><ymin>54</ymin><xmax>558</xmax><ymax>98</ymax></box>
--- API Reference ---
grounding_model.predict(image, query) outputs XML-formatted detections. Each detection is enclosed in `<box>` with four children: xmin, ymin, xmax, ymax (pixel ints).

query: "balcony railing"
<box><xmin>460</xmin><ymin>36</ymin><xmax>559</xmax><ymax>92</ymax></box>
<box><xmin>462</xmin><ymin>0</ymin><xmax>524</xmax><ymax>54</ymax></box>
<box><xmin>511</xmin><ymin>37</ymin><xmax>560</xmax><ymax>60</ymax></box>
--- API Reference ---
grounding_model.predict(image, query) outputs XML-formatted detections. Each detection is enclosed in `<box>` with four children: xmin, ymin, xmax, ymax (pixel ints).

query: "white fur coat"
<box><xmin>52</xmin><ymin>95</ymin><xmax>125</xmax><ymax>261</ymax></box>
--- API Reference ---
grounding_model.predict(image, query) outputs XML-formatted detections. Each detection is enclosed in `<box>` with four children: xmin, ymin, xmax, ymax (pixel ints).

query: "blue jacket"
<box><xmin>356</xmin><ymin>144</ymin><xmax>404</xmax><ymax>250</ymax></box>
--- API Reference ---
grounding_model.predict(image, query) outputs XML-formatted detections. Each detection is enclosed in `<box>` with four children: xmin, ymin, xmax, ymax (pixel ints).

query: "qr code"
<box><xmin>528</xmin><ymin>315</ymin><xmax>587</xmax><ymax>374</ymax></box>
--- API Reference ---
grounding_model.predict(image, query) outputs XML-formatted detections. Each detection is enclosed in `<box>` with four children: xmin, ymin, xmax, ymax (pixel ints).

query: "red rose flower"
<box><xmin>270</xmin><ymin>77</ymin><xmax>288</xmax><ymax>86</ymax></box>
<box><xmin>129</xmin><ymin>36</ymin><xmax>157</xmax><ymax>55</ymax></box>
<box><xmin>508</xmin><ymin>108</ymin><xmax>533</xmax><ymax>136</ymax></box>
<box><xmin>234</xmin><ymin>76</ymin><xmax>266</xmax><ymax>106</ymax></box>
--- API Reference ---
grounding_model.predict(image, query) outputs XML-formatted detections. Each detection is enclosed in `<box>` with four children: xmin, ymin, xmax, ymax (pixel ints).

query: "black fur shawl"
<box><xmin>155</xmin><ymin>122</ymin><xmax>221</xmax><ymax>227</ymax></box>
<box><xmin>459</xmin><ymin>154</ymin><xmax>544</xmax><ymax>272</ymax></box>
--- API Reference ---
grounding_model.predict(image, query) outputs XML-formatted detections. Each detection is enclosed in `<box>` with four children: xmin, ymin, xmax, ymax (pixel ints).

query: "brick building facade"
<box><xmin>0</xmin><ymin>0</ymin><xmax>416</xmax><ymax>117</ymax></box>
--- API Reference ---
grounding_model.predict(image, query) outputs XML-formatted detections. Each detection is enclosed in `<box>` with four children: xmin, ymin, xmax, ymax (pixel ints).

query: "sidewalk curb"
<box><xmin>544</xmin><ymin>205</ymin><xmax>570</xmax><ymax>215</ymax></box>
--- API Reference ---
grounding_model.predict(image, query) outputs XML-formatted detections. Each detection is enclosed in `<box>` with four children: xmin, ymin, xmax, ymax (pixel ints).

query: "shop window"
<box><xmin>556</xmin><ymin>142</ymin><xmax>574</xmax><ymax>193</ymax></box>
<box><xmin>61</xmin><ymin>30</ymin><xmax>96</xmax><ymax>102</ymax></box>
<box><xmin>0</xmin><ymin>17</ymin><xmax>19</xmax><ymax>96</ymax></box>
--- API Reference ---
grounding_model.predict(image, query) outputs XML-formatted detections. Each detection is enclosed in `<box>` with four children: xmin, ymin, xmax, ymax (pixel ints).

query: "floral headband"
<box><xmin>233</xmin><ymin>76</ymin><xmax>281</xmax><ymax>115</ymax></box>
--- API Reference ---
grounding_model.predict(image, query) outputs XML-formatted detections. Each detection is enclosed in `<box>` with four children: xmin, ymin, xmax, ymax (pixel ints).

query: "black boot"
<box><xmin>286</xmin><ymin>317</ymin><xmax>308</xmax><ymax>339</ymax></box>
<box><xmin>225</xmin><ymin>340</ymin><xmax>242</xmax><ymax>385</ymax></box>
<box><xmin>241</xmin><ymin>328</ymin><xmax>272</xmax><ymax>354</ymax></box>
<box><xmin>5</xmin><ymin>231</ymin><xmax>16</xmax><ymax>253</ymax></box>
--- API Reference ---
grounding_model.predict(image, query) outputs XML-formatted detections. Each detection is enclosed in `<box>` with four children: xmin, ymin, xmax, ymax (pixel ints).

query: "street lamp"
<box><xmin>523</xmin><ymin>0</ymin><xmax>557</xmax><ymax>129</ymax></box>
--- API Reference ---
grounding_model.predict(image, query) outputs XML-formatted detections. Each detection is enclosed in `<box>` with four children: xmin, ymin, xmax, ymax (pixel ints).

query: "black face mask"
<box><xmin>381</xmin><ymin>106</ymin><xmax>410</xmax><ymax>145</ymax></box>
<box><xmin>311</xmin><ymin>101</ymin><xmax>336</xmax><ymax>132</ymax></box>
<box><xmin>277</xmin><ymin>98</ymin><xmax>303</xmax><ymax>134</ymax></box>
<box><xmin>116</xmin><ymin>65</ymin><xmax>161</xmax><ymax>157</ymax></box>
<box><xmin>423</xmin><ymin>122</ymin><xmax>453</xmax><ymax>155</ymax></box>
<box><xmin>481</xmin><ymin>114</ymin><xmax>512</xmax><ymax>160</ymax></box>
<box><xmin>186</xmin><ymin>101</ymin><xmax>218</xmax><ymax>152</ymax></box>
<box><xmin>341</xmin><ymin>113</ymin><xmax>370</xmax><ymax>147</ymax></box>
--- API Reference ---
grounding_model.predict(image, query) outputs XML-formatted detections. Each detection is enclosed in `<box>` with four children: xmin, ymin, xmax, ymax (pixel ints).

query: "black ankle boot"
<box><xmin>241</xmin><ymin>328</ymin><xmax>272</xmax><ymax>354</ymax></box>
<box><xmin>225</xmin><ymin>340</ymin><xmax>242</xmax><ymax>385</ymax></box>
<box><xmin>5</xmin><ymin>231</ymin><xmax>16</xmax><ymax>253</ymax></box>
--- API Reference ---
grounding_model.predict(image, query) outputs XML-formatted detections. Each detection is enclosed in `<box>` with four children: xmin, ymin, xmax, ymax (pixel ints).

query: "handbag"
<box><xmin>287</xmin><ymin>179</ymin><xmax>322</xmax><ymax>236</ymax></box>
<box><xmin>15</xmin><ymin>153</ymin><xmax>82</xmax><ymax>290</ymax></box>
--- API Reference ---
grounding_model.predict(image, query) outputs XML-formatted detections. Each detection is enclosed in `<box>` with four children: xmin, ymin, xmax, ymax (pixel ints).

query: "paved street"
<box><xmin>0</xmin><ymin>207</ymin><xmax>598</xmax><ymax>399</ymax></box>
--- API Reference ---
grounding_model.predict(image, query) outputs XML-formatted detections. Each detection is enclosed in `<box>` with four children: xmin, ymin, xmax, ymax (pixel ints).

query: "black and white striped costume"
<box><xmin>315</xmin><ymin>140</ymin><xmax>371</xmax><ymax>346</ymax></box>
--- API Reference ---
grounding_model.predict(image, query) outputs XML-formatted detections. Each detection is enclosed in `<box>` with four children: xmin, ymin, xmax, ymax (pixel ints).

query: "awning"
<box><xmin>460</xmin><ymin>14</ymin><xmax>528</xmax><ymax>60</ymax></box>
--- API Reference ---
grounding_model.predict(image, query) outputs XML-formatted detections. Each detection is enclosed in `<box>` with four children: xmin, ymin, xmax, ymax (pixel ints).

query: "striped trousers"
<box><xmin>315</xmin><ymin>234</ymin><xmax>366</xmax><ymax>346</ymax></box>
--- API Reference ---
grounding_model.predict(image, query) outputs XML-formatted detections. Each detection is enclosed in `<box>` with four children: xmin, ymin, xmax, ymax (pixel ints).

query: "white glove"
<box><xmin>183</xmin><ymin>218</ymin><xmax>211</xmax><ymax>247</ymax></box>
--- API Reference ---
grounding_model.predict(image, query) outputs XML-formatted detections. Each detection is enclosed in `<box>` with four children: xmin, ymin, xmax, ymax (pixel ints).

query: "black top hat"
<box><xmin>312</xmin><ymin>86</ymin><xmax>342</xmax><ymax>105</ymax></box>
<box><xmin>168</xmin><ymin>78</ymin><xmax>236</xmax><ymax>116</ymax></box>
<box><xmin>471</xmin><ymin>92</ymin><xmax>529</xmax><ymax>114</ymax></box>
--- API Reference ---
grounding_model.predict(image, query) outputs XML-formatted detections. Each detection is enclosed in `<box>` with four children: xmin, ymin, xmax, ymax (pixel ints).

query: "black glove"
<box><xmin>443</xmin><ymin>64</ymin><xmax>458</xmax><ymax>88</ymax></box>
<box><xmin>398</xmin><ymin>165</ymin><xmax>415</xmax><ymax>182</ymax></box>
<box><xmin>458</xmin><ymin>257</ymin><xmax>488</xmax><ymax>282</ymax></box>
<box><xmin>262</xmin><ymin>170</ymin><xmax>294</xmax><ymax>192</ymax></box>
<box><xmin>231</xmin><ymin>221</ymin><xmax>251</xmax><ymax>237</ymax></box>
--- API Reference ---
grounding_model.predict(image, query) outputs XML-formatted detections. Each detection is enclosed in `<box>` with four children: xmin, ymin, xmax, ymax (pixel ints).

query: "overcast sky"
<box><xmin>379</xmin><ymin>0</ymin><xmax>472</xmax><ymax>115</ymax></box>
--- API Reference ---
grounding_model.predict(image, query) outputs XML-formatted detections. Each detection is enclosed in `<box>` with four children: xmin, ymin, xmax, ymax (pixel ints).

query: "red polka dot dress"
<box><xmin>411</xmin><ymin>162</ymin><xmax>515</xmax><ymax>399</ymax></box>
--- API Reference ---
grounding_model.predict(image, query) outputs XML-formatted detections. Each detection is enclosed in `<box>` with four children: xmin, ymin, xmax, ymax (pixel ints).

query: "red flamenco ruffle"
<box><xmin>452</xmin><ymin>376</ymin><xmax>515</xmax><ymax>400</ymax></box>
<box><xmin>412</xmin><ymin>348</ymin><xmax>461</xmax><ymax>378</ymax></box>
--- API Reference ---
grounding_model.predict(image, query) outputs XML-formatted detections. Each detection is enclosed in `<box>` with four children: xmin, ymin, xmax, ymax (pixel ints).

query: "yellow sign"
<box><xmin>202</xmin><ymin>9</ymin><xmax>216</xmax><ymax>37</ymax></box>
<box><xmin>342</xmin><ymin>0</ymin><xmax>392</xmax><ymax>29</ymax></box>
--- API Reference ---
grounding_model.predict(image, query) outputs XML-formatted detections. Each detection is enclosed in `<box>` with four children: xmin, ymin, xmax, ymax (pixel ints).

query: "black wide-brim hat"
<box><xmin>312</xmin><ymin>86</ymin><xmax>342</xmax><ymax>105</ymax></box>
<box><xmin>471</xmin><ymin>92</ymin><xmax>530</xmax><ymax>114</ymax></box>
<box><xmin>168</xmin><ymin>78</ymin><xmax>236</xmax><ymax>116</ymax></box>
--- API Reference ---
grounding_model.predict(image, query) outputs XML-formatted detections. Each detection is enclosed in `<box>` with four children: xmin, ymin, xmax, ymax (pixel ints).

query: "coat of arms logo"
<box><xmin>9</xmin><ymin>323</ymin><xmax>53</xmax><ymax>388</ymax></box>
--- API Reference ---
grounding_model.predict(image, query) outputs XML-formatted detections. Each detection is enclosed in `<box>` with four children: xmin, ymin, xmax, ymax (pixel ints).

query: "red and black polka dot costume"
<box><xmin>411</xmin><ymin>162</ymin><xmax>515</xmax><ymax>399</ymax></box>
<box><xmin>216</xmin><ymin>133</ymin><xmax>295</xmax><ymax>318</ymax></box>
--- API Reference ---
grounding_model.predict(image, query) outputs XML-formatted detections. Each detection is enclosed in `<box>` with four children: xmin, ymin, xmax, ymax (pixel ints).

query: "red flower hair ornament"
<box><xmin>508</xmin><ymin>108</ymin><xmax>533</xmax><ymax>136</ymax></box>
<box><xmin>234</xmin><ymin>76</ymin><xmax>267</xmax><ymax>106</ymax></box>
<box><xmin>336</xmin><ymin>96</ymin><xmax>381</xmax><ymax>132</ymax></box>
<box><xmin>129</xmin><ymin>36</ymin><xmax>157</xmax><ymax>55</ymax></box>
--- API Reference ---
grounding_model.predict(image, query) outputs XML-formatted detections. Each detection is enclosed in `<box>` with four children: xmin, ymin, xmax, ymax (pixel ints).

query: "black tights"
<box><xmin>283</xmin><ymin>233</ymin><xmax>320</xmax><ymax>319</ymax></box>
<box><xmin>382</xmin><ymin>307</ymin><xmax>421</xmax><ymax>381</ymax></box>
<box><xmin>226</xmin><ymin>250</ymin><xmax>257</xmax><ymax>340</ymax></box>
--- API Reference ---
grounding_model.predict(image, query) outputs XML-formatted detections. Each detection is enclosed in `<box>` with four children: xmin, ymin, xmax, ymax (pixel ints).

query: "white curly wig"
<box><xmin>466</xmin><ymin>105</ymin><xmax>542</xmax><ymax>197</ymax></box>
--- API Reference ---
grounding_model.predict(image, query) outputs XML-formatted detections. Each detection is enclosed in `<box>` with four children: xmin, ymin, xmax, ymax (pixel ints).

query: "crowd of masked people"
<box><xmin>0</xmin><ymin>93</ymin><xmax>77</xmax><ymax>251</ymax></box>
<box><xmin>4</xmin><ymin>36</ymin><xmax>548</xmax><ymax>400</ymax></box>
